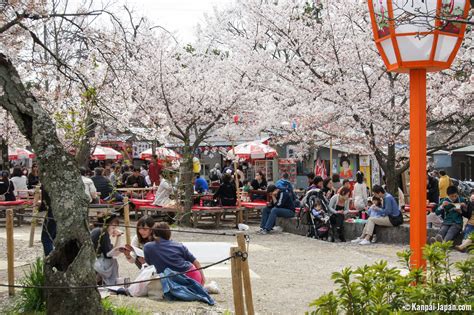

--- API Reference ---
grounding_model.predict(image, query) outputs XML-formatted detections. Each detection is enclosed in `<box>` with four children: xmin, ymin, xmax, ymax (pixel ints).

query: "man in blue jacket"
<box><xmin>258</xmin><ymin>184</ymin><xmax>295</xmax><ymax>234</ymax></box>
<box><xmin>352</xmin><ymin>185</ymin><xmax>401</xmax><ymax>245</ymax></box>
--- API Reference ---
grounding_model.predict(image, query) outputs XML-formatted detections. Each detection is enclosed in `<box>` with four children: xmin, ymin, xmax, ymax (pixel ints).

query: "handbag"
<box><xmin>388</xmin><ymin>211</ymin><xmax>404</xmax><ymax>227</ymax></box>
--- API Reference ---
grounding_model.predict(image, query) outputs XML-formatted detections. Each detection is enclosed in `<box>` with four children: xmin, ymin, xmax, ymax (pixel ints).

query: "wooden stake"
<box><xmin>230</xmin><ymin>246</ymin><xmax>245</xmax><ymax>315</ymax></box>
<box><xmin>29</xmin><ymin>185</ymin><xmax>41</xmax><ymax>247</ymax></box>
<box><xmin>123</xmin><ymin>197</ymin><xmax>131</xmax><ymax>245</ymax></box>
<box><xmin>237</xmin><ymin>233</ymin><xmax>255</xmax><ymax>315</ymax></box>
<box><xmin>6</xmin><ymin>209</ymin><xmax>15</xmax><ymax>296</ymax></box>
<box><xmin>231</xmin><ymin>142</ymin><xmax>243</xmax><ymax>224</ymax></box>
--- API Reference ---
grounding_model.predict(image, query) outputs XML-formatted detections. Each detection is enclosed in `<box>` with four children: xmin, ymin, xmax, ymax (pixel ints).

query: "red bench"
<box><xmin>0</xmin><ymin>200</ymin><xmax>29</xmax><ymax>226</ymax></box>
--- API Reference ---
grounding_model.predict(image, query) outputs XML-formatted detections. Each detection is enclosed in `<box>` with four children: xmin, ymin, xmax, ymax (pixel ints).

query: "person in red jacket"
<box><xmin>148</xmin><ymin>154</ymin><xmax>162</xmax><ymax>186</ymax></box>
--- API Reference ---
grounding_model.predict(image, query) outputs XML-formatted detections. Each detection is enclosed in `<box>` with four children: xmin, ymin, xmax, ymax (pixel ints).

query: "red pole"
<box><xmin>409</xmin><ymin>69</ymin><xmax>427</xmax><ymax>268</ymax></box>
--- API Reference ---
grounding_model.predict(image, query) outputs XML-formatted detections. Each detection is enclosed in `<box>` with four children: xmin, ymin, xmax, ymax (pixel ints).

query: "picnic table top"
<box><xmin>241</xmin><ymin>201</ymin><xmax>267</xmax><ymax>208</ymax></box>
<box><xmin>0</xmin><ymin>200</ymin><xmax>29</xmax><ymax>207</ymax></box>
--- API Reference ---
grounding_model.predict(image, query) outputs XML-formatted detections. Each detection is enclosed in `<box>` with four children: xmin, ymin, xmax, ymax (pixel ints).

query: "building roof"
<box><xmin>451</xmin><ymin>145</ymin><xmax>474</xmax><ymax>153</ymax></box>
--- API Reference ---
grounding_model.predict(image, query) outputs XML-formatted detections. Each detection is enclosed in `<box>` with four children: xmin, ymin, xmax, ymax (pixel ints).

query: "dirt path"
<box><xmin>0</xmin><ymin>223</ymin><xmax>468</xmax><ymax>314</ymax></box>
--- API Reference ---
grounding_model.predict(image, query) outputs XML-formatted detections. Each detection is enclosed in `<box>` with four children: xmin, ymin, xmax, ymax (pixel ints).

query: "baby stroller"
<box><xmin>299</xmin><ymin>189</ymin><xmax>332</xmax><ymax>240</ymax></box>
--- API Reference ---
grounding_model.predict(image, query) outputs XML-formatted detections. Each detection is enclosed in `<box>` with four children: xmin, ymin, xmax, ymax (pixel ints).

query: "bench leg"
<box><xmin>215</xmin><ymin>213</ymin><xmax>222</xmax><ymax>228</ymax></box>
<box><xmin>192</xmin><ymin>213</ymin><xmax>198</xmax><ymax>228</ymax></box>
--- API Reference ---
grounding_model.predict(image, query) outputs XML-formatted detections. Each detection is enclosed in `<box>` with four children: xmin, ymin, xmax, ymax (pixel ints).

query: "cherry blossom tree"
<box><xmin>132</xmin><ymin>39</ymin><xmax>251</xmax><ymax>215</ymax></box>
<box><xmin>0</xmin><ymin>0</ymin><xmax>163</xmax><ymax>312</ymax></box>
<box><xmin>205</xmin><ymin>0</ymin><xmax>473</xmax><ymax>195</ymax></box>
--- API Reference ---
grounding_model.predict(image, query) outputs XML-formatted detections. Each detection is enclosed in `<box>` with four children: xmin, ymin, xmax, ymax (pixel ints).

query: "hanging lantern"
<box><xmin>233</xmin><ymin>115</ymin><xmax>239</xmax><ymax>124</ymax></box>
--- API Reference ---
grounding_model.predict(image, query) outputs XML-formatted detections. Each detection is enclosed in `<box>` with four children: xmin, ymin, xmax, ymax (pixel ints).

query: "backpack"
<box><xmin>209</xmin><ymin>169</ymin><xmax>219</xmax><ymax>181</ymax></box>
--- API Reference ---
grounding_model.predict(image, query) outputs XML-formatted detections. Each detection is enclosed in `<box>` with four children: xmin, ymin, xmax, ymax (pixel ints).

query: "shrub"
<box><xmin>308</xmin><ymin>242</ymin><xmax>474</xmax><ymax>314</ymax></box>
<box><xmin>13</xmin><ymin>257</ymin><xmax>46</xmax><ymax>313</ymax></box>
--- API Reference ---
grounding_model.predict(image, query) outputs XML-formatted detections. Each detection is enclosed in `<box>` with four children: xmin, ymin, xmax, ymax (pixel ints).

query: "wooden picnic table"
<box><xmin>0</xmin><ymin>200</ymin><xmax>31</xmax><ymax>226</ymax></box>
<box><xmin>191</xmin><ymin>206</ymin><xmax>245</xmax><ymax>228</ymax></box>
<box><xmin>116</xmin><ymin>187</ymin><xmax>154</xmax><ymax>199</ymax></box>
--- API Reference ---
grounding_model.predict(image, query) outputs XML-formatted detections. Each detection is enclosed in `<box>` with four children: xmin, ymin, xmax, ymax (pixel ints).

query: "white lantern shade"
<box><xmin>368</xmin><ymin>0</ymin><xmax>469</xmax><ymax>72</ymax></box>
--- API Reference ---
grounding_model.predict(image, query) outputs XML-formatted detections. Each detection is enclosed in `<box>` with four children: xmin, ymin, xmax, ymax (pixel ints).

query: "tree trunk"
<box><xmin>0</xmin><ymin>54</ymin><xmax>102</xmax><ymax>314</ymax></box>
<box><xmin>179</xmin><ymin>143</ymin><xmax>194</xmax><ymax>225</ymax></box>
<box><xmin>0</xmin><ymin>137</ymin><xmax>8</xmax><ymax>171</ymax></box>
<box><xmin>383</xmin><ymin>143</ymin><xmax>400</xmax><ymax>201</ymax></box>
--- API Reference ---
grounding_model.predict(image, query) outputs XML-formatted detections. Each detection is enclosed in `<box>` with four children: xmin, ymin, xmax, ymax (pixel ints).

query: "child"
<box><xmin>242</xmin><ymin>180</ymin><xmax>251</xmax><ymax>193</ymax></box>
<box><xmin>311</xmin><ymin>198</ymin><xmax>325</xmax><ymax>219</ymax></box>
<box><xmin>367</xmin><ymin>196</ymin><xmax>383</xmax><ymax>218</ymax></box>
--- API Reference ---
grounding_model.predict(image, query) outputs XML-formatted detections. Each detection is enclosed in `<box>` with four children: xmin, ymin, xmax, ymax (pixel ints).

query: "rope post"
<box><xmin>231</xmin><ymin>141</ymin><xmax>243</xmax><ymax>224</ymax></box>
<box><xmin>6</xmin><ymin>209</ymin><xmax>15</xmax><ymax>296</ymax></box>
<box><xmin>237</xmin><ymin>233</ymin><xmax>254</xmax><ymax>315</ymax></box>
<box><xmin>29</xmin><ymin>185</ymin><xmax>41</xmax><ymax>247</ymax></box>
<box><xmin>123</xmin><ymin>197</ymin><xmax>131</xmax><ymax>245</ymax></box>
<box><xmin>230</xmin><ymin>247</ymin><xmax>245</xmax><ymax>315</ymax></box>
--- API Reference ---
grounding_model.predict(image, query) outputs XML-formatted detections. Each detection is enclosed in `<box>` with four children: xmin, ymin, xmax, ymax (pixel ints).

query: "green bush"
<box><xmin>13</xmin><ymin>258</ymin><xmax>46</xmax><ymax>313</ymax></box>
<box><xmin>308</xmin><ymin>242</ymin><xmax>474</xmax><ymax>314</ymax></box>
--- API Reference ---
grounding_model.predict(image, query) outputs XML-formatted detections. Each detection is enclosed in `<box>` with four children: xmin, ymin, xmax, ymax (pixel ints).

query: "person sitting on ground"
<box><xmin>353</xmin><ymin>171</ymin><xmax>368</xmax><ymax>211</ymax></box>
<box><xmin>144</xmin><ymin>222</ymin><xmax>206</xmax><ymax>285</ymax></box>
<box><xmin>213</xmin><ymin>173</ymin><xmax>237</xmax><ymax>206</ymax></box>
<box><xmin>432</xmin><ymin>185</ymin><xmax>467</xmax><ymax>244</ymax></box>
<box><xmin>124</xmin><ymin>216</ymin><xmax>155</xmax><ymax>269</ymax></box>
<box><xmin>322</xmin><ymin>177</ymin><xmax>336</xmax><ymax>200</ymax></box>
<box><xmin>27</xmin><ymin>163</ymin><xmax>40</xmax><ymax>189</ymax></box>
<box><xmin>126</xmin><ymin>167</ymin><xmax>147</xmax><ymax>188</ymax></box>
<box><xmin>327</xmin><ymin>187</ymin><xmax>351</xmax><ymax>242</ymax></box>
<box><xmin>258</xmin><ymin>184</ymin><xmax>295</xmax><ymax>235</ymax></box>
<box><xmin>10</xmin><ymin>167</ymin><xmax>28</xmax><ymax>198</ymax></box>
<box><xmin>352</xmin><ymin>185</ymin><xmax>401</xmax><ymax>245</ymax></box>
<box><xmin>455</xmin><ymin>189</ymin><xmax>474</xmax><ymax>252</ymax></box>
<box><xmin>91</xmin><ymin>214</ymin><xmax>127</xmax><ymax>285</ymax></box>
<box><xmin>276</xmin><ymin>173</ymin><xmax>299</xmax><ymax>206</ymax></box>
<box><xmin>80</xmin><ymin>167</ymin><xmax>97</xmax><ymax>203</ymax></box>
<box><xmin>92</xmin><ymin>167</ymin><xmax>123</xmax><ymax>202</ymax></box>
<box><xmin>194</xmin><ymin>173</ymin><xmax>209</xmax><ymax>194</ymax></box>
<box><xmin>153</xmin><ymin>170</ymin><xmax>175</xmax><ymax>207</ymax></box>
<box><xmin>306</xmin><ymin>172</ymin><xmax>315</xmax><ymax>188</ymax></box>
<box><xmin>0</xmin><ymin>170</ymin><xmax>16</xmax><ymax>201</ymax></box>
<box><xmin>427</xmin><ymin>172</ymin><xmax>440</xmax><ymax>204</ymax></box>
<box><xmin>367</xmin><ymin>196</ymin><xmax>383</xmax><ymax>218</ymax></box>
<box><xmin>338</xmin><ymin>179</ymin><xmax>351</xmax><ymax>193</ymax></box>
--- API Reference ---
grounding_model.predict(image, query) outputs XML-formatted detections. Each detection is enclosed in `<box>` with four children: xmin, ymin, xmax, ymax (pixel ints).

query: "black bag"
<box><xmin>388</xmin><ymin>211</ymin><xmax>404</xmax><ymax>227</ymax></box>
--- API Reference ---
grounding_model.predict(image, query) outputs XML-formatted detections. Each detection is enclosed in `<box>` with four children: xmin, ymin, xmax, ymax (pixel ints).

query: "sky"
<box><xmin>122</xmin><ymin>0</ymin><xmax>235</xmax><ymax>42</ymax></box>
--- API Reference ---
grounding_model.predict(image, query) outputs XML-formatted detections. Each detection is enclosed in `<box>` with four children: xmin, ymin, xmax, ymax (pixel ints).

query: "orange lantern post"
<box><xmin>367</xmin><ymin>0</ymin><xmax>470</xmax><ymax>268</ymax></box>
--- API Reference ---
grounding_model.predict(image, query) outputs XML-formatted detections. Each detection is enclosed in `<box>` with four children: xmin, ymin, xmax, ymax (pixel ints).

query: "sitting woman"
<box><xmin>213</xmin><ymin>173</ymin><xmax>237</xmax><ymax>206</ymax></box>
<box><xmin>125</xmin><ymin>216</ymin><xmax>155</xmax><ymax>269</ymax></box>
<box><xmin>327</xmin><ymin>187</ymin><xmax>351</xmax><ymax>242</ymax></box>
<box><xmin>153</xmin><ymin>170</ymin><xmax>175</xmax><ymax>207</ymax></box>
<box><xmin>91</xmin><ymin>214</ymin><xmax>127</xmax><ymax>285</ymax></box>
<box><xmin>144</xmin><ymin>222</ymin><xmax>205</xmax><ymax>285</ymax></box>
<box><xmin>0</xmin><ymin>171</ymin><xmax>16</xmax><ymax>201</ymax></box>
<box><xmin>250</xmin><ymin>171</ymin><xmax>267</xmax><ymax>201</ymax></box>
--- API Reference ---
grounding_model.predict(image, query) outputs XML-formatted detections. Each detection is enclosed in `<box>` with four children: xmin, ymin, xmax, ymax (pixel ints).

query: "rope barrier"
<box><xmin>0</xmin><ymin>253</ymin><xmax>242</xmax><ymax>290</ymax></box>
<box><xmin>13</xmin><ymin>213</ymin><xmax>240</xmax><ymax>237</ymax></box>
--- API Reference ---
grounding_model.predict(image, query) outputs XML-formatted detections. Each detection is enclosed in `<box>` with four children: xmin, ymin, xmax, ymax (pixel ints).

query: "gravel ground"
<box><xmin>0</xmin><ymin>222</ymin><xmax>469</xmax><ymax>314</ymax></box>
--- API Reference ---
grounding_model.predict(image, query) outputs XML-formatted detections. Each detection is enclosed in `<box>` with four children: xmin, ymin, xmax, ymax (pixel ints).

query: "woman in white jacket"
<box><xmin>353</xmin><ymin>171</ymin><xmax>368</xmax><ymax>211</ymax></box>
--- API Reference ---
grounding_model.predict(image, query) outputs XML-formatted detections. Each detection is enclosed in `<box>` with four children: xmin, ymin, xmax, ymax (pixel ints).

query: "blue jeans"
<box><xmin>260</xmin><ymin>207</ymin><xmax>294</xmax><ymax>231</ymax></box>
<box><xmin>41</xmin><ymin>216</ymin><xmax>56</xmax><ymax>256</ymax></box>
<box><xmin>464</xmin><ymin>224</ymin><xmax>474</xmax><ymax>239</ymax></box>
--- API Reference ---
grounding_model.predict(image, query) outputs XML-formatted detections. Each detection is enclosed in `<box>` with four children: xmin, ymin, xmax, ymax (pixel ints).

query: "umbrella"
<box><xmin>91</xmin><ymin>146</ymin><xmax>123</xmax><ymax>160</ymax></box>
<box><xmin>139</xmin><ymin>148</ymin><xmax>181</xmax><ymax>161</ymax></box>
<box><xmin>228</xmin><ymin>140</ymin><xmax>278</xmax><ymax>160</ymax></box>
<box><xmin>8</xmin><ymin>148</ymin><xmax>36</xmax><ymax>160</ymax></box>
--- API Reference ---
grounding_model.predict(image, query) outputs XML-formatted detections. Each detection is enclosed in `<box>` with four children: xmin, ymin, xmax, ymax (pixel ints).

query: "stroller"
<box><xmin>299</xmin><ymin>189</ymin><xmax>332</xmax><ymax>240</ymax></box>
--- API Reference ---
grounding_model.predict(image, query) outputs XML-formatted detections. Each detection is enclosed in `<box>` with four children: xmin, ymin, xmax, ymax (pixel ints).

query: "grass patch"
<box><xmin>102</xmin><ymin>299</ymin><xmax>143</xmax><ymax>315</ymax></box>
